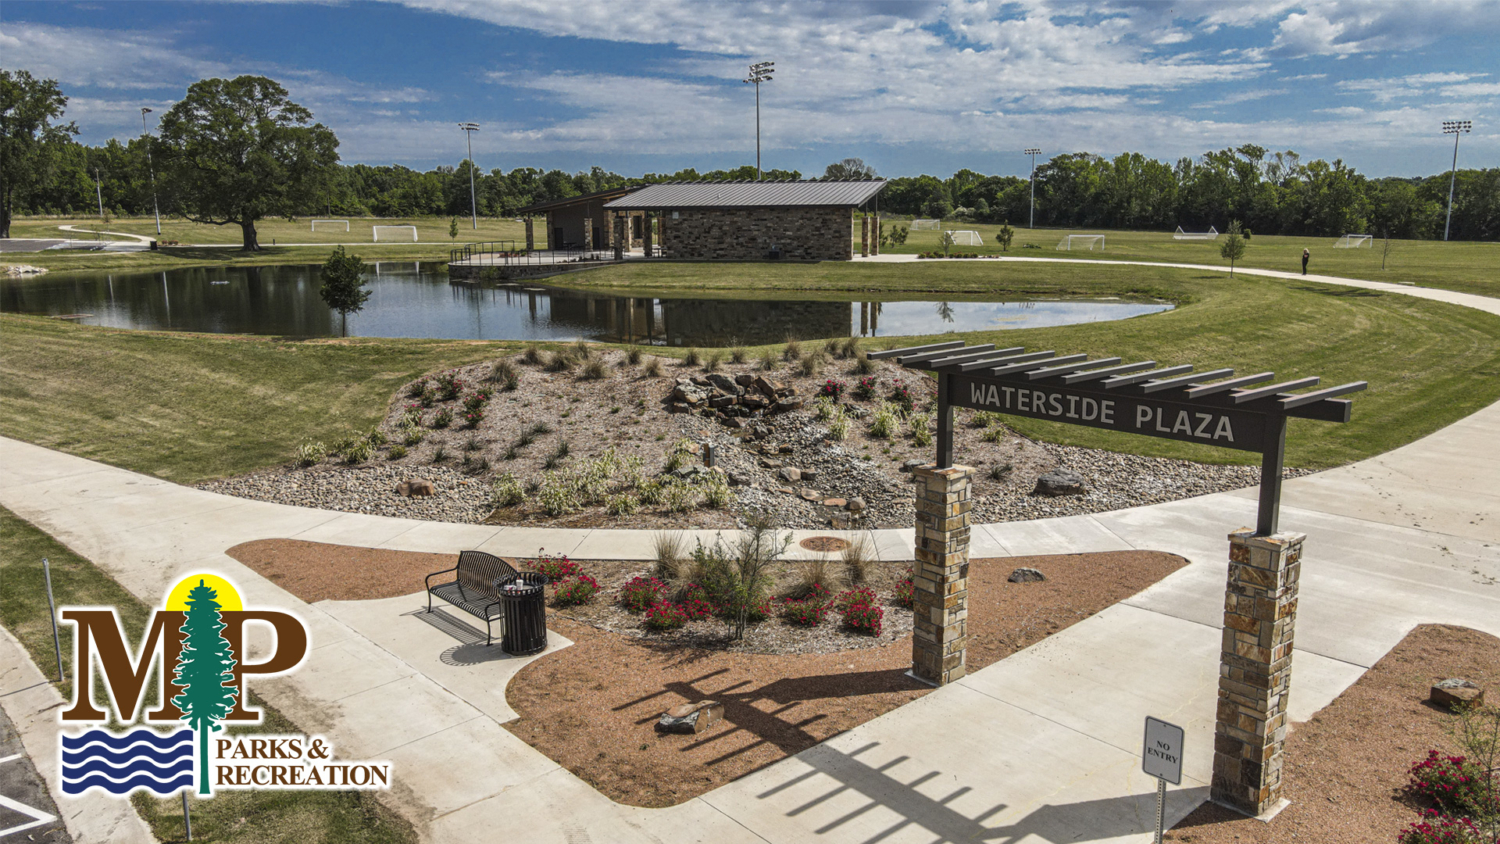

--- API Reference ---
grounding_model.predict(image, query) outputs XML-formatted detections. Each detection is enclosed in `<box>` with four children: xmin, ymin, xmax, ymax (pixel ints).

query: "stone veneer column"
<box><xmin>1211</xmin><ymin>528</ymin><xmax>1306</xmax><ymax>817</ymax></box>
<box><xmin>861</xmin><ymin>215</ymin><xmax>870</xmax><ymax>257</ymax></box>
<box><xmin>643</xmin><ymin>213</ymin><xmax>653</xmax><ymax>257</ymax></box>
<box><xmin>524</xmin><ymin>217</ymin><xmax>534</xmax><ymax>251</ymax></box>
<box><xmin>613</xmin><ymin>215</ymin><xmax>626</xmax><ymax>261</ymax></box>
<box><xmin>872</xmin><ymin>214</ymin><xmax>880</xmax><ymax>255</ymax></box>
<box><xmin>910</xmin><ymin>464</ymin><xmax>974</xmax><ymax>686</ymax></box>
<box><xmin>582</xmin><ymin>217</ymin><xmax>592</xmax><ymax>250</ymax></box>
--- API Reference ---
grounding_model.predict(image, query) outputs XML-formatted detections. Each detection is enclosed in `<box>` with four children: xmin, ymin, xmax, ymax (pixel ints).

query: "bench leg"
<box><xmin>486</xmin><ymin>617</ymin><xmax>493</xmax><ymax>647</ymax></box>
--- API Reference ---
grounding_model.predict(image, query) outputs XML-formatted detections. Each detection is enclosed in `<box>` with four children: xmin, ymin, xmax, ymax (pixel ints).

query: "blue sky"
<box><xmin>3</xmin><ymin>1</ymin><xmax>1496</xmax><ymax>179</ymax></box>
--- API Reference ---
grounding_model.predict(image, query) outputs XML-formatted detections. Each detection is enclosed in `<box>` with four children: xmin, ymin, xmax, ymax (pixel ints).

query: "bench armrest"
<box><xmin>425</xmin><ymin>566</ymin><xmax>459</xmax><ymax>590</ymax></box>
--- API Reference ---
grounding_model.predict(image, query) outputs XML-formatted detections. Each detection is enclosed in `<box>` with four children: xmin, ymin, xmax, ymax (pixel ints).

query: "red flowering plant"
<box><xmin>853</xmin><ymin>376</ymin><xmax>878</xmax><ymax>401</ymax></box>
<box><xmin>894</xmin><ymin>568</ymin><xmax>915</xmax><ymax>609</ymax></box>
<box><xmin>643</xmin><ymin>600</ymin><xmax>689</xmax><ymax>631</ymax></box>
<box><xmin>819</xmin><ymin>379</ymin><xmax>845</xmax><ymax>402</ymax></box>
<box><xmin>435</xmin><ymin>372</ymin><xmax>464</xmax><ymax>401</ymax></box>
<box><xmin>1398</xmin><ymin>809</ymin><xmax>1481</xmax><ymax>844</ymax></box>
<box><xmin>782</xmin><ymin>598</ymin><xmax>828</xmax><ymax>627</ymax></box>
<box><xmin>461</xmin><ymin>410</ymin><xmax>484</xmax><ymax>428</ymax></box>
<box><xmin>889</xmin><ymin>381</ymin><xmax>914</xmax><ymax>412</ymax></box>
<box><xmin>530</xmin><ymin>554</ymin><xmax>580</xmax><ymax>581</ymax></box>
<box><xmin>833</xmin><ymin>587</ymin><xmax>883</xmax><ymax>636</ymax></box>
<box><xmin>463</xmin><ymin>389</ymin><xmax>493</xmax><ymax>414</ymax></box>
<box><xmin>1406</xmin><ymin>750</ymin><xmax>1498</xmax><ymax>818</ymax></box>
<box><xmin>551</xmin><ymin>574</ymin><xmax>599</xmax><ymax>607</ymax></box>
<box><xmin>620</xmin><ymin>576</ymin><xmax>667</xmax><ymax>613</ymax></box>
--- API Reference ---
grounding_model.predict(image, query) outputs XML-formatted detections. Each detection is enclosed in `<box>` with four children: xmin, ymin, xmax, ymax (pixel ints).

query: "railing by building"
<box><xmin>447</xmin><ymin>240</ymin><xmax>615</xmax><ymax>267</ymax></box>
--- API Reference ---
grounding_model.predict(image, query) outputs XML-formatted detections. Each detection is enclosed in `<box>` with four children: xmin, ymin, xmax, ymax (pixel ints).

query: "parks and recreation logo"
<box><xmin>57</xmin><ymin>573</ymin><xmax>390</xmax><ymax>797</ymax></box>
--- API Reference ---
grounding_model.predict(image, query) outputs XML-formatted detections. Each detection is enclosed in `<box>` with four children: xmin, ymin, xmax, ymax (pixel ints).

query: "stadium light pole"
<box><xmin>744</xmin><ymin>61</ymin><xmax>774</xmax><ymax>180</ymax></box>
<box><xmin>458</xmin><ymin>122</ymin><xmax>480</xmax><ymax>229</ymax></box>
<box><xmin>140</xmin><ymin>108</ymin><xmax>162</xmax><ymax>236</ymax></box>
<box><xmin>1441</xmin><ymin>120</ymin><xmax>1471</xmax><ymax>242</ymax></box>
<box><xmin>1024</xmin><ymin>148</ymin><xmax>1041</xmax><ymax>228</ymax></box>
<box><xmin>93</xmin><ymin>167</ymin><xmax>105</xmax><ymax>219</ymax></box>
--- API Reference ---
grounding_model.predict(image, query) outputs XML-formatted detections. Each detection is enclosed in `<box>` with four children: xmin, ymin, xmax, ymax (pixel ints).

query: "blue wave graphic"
<box><xmin>61</xmin><ymin>727</ymin><xmax>195</xmax><ymax>796</ymax></box>
<box><xmin>61</xmin><ymin>729</ymin><xmax>193</xmax><ymax>751</ymax></box>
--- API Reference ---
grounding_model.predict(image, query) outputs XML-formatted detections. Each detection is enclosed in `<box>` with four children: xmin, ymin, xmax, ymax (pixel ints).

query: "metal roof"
<box><xmin>516</xmin><ymin>185</ymin><xmax>644</xmax><ymax>215</ymax></box>
<box><xmin>603</xmin><ymin>180</ymin><xmax>887</xmax><ymax>210</ymax></box>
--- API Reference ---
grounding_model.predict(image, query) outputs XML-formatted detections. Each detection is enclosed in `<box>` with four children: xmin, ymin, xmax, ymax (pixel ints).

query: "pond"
<box><xmin>1</xmin><ymin>262</ymin><xmax>1173</xmax><ymax>346</ymax></box>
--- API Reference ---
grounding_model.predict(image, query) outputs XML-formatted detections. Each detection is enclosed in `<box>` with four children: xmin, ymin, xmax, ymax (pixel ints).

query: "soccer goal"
<box><xmin>1334</xmin><ymin>234</ymin><xmax>1372</xmax><ymax>249</ymax></box>
<box><xmin>311</xmin><ymin>219</ymin><xmax>349</xmax><ymax>232</ymax></box>
<box><xmin>1057</xmin><ymin>234</ymin><xmax>1105</xmax><ymax>251</ymax></box>
<box><xmin>1173</xmin><ymin>226</ymin><xmax>1219</xmax><ymax>241</ymax></box>
<box><xmin>911</xmin><ymin>219</ymin><xmax>941</xmax><ymax>230</ymax></box>
<box><xmin>372</xmin><ymin>225</ymin><xmax>418</xmax><ymax>242</ymax></box>
<box><xmin>946</xmin><ymin>230</ymin><xmax>983</xmax><ymax>246</ymax></box>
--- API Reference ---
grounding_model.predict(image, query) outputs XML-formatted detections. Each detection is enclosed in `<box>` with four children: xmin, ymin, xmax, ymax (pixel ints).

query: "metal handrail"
<box><xmin>448</xmin><ymin>240</ymin><xmax>616</xmax><ymax>267</ymax></box>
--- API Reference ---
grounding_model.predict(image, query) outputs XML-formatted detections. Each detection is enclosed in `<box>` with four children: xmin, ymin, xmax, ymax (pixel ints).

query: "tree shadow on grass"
<box><xmin>1290</xmin><ymin>285</ymin><xmax>1384</xmax><ymax>297</ymax></box>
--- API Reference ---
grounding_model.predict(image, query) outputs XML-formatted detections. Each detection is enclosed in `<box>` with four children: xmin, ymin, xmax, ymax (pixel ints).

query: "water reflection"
<box><xmin>1</xmin><ymin>262</ymin><xmax>1172</xmax><ymax>346</ymax></box>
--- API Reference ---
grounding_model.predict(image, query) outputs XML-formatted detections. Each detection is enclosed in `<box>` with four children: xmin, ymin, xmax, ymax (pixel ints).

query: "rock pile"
<box><xmin>667</xmin><ymin>375</ymin><xmax>804</xmax><ymax>432</ymax></box>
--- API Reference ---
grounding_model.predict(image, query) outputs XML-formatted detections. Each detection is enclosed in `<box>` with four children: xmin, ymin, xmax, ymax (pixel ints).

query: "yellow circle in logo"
<box><xmin>164</xmin><ymin>574</ymin><xmax>244</xmax><ymax>612</ymax></box>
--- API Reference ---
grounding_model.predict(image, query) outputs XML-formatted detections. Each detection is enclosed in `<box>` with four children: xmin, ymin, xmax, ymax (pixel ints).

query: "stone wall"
<box><xmin>661</xmin><ymin>207</ymin><xmax>853</xmax><ymax>261</ymax></box>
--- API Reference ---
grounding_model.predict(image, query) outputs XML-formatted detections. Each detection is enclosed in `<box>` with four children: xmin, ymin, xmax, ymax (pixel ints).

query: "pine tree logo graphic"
<box><xmin>171</xmin><ymin>579</ymin><xmax>239</xmax><ymax>795</ymax></box>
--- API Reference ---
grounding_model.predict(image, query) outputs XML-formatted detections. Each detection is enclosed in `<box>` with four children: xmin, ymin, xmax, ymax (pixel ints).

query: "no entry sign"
<box><xmin>1142</xmin><ymin>716</ymin><xmax>1185</xmax><ymax>784</ymax></box>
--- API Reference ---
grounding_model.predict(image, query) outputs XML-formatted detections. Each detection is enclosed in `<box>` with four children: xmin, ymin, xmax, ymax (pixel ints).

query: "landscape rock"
<box><xmin>720</xmin><ymin>416</ymin><xmax>747</xmax><ymax>429</ymax></box>
<box><xmin>728</xmin><ymin>472</ymin><xmax>752</xmax><ymax>487</ymax></box>
<box><xmin>1033</xmin><ymin>469</ymin><xmax>1087</xmax><ymax>497</ymax></box>
<box><xmin>656</xmin><ymin>700</ymin><xmax>725</xmax><ymax>734</ymax></box>
<box><xmin>779</xmin><ymin>467</ymin><xmax>801</xmax><ymax>483</ymax></box>
<box><xmin>760</xmin><ymin>458</ymin><xmax>782</xmax><ymax>469</ymax></box>
<box><xmin>708</xmin><ymin>374</ymin><xmax>742</xmax><ymax>395</ymax></box>
<box><xmin>734</xmin><ymin>373</ymin><xmax>756</xmax><ymax>387</ymax></box>
<box><xmin>1008</xmin><ymin>567</ymin><xmax>1047</xmax><ymax>583</ymax></box>
<box><xmin>753</xmin><ymin>376</ymin><xmax>781</xmax><ymax>399</ymax></box>
<box><xmin>1430</xmin><ymin>678</ymin><xmax>1484</xmax><ymax>709</ymax></box>
<box><xmin>798</xmin><ymin>488</ymin><xmax>822</xmax><ymax>502</ymax></box>
<box><xmin>395</xmin><ymin>479</ymin><xmax>436</xmax><ymax>498</ymax></box>
<box><xmin>847</xmin><ymin>497</ymin><xmax>867</xmax><ymax>513</ymax></box>
<box><xmin>800</xmin><ymin>467</ymin><xmax>818</xmax><ymax>482</ymax></box>
<box><xmin>822</xmin><ymin>498</ymin><xmax>847</xmax><ymax>508</ymax></box>
<box><xmin>772</xmin><ymin>397</ymin><xmax>805</xmax><ymax>414</ymax></box>
<box><xmin>900</xmin><ymin>459</ymin><xmax>926</xmax><ymax>473</ymax></box>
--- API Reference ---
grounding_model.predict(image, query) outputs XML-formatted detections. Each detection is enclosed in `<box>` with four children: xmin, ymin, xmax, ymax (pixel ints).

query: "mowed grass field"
<box><xmin>3</xmin><ymin>260</ymin><xmax>1498</xmax><ymax>478</ymax></box>
<box><xmin>873</xmin><ymin>222</ymin><xmax>1500</xmax><ymax>298</ymax></box>
<box><xmin>8</xmin><ymin>215</ymin><xmax>534</xmax><ymax>247</ymax></box>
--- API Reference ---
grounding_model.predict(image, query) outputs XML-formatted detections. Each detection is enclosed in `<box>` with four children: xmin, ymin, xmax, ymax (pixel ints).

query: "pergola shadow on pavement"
<box><xmin>0</xmin><ymin>258</ymin><xmax>1497</xmax><ymax>843</ymax></box>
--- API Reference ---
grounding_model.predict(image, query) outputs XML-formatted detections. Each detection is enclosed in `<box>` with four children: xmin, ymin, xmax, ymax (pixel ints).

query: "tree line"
<box><xmin>3</xmin><ymin>69</ymin><xmax>1494</xmax><ymax>244</ymax></box>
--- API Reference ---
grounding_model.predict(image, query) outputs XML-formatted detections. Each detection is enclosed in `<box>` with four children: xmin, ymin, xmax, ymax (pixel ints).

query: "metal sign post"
<box><xmin>42</xmin><ymin>558</ymin><xmax>64</xmax><ymax>682</ymax></box>
<box><xmin>1143</xmin><ymin>716</ymin><xmax>1185</xmax><ymax>843</ymax></box>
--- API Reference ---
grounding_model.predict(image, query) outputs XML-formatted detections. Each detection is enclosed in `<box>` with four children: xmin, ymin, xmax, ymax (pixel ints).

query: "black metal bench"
<box><xmin>425</xmin><ymin>551</ymin><xmax>518</xmax><ymax>645</ymax></box>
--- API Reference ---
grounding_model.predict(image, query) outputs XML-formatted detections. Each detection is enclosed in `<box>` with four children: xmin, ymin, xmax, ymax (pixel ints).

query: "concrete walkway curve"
<box><xmin>2</xmin><ymin>261</ymin><xmax>1498</xmax><ymax>843</ymax></box>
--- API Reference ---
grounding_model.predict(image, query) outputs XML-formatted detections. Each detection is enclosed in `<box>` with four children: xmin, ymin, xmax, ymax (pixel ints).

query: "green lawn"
<box><xmin>8</xmin><ymin>215</ymin><xmax>533</xmax><ymax>247</ymax></box>
<box><xmin>873</xmin><ymin>222</ymin><xmax>1500</xmax><ymax>298</ymax></box>
<box><xmin>0</xmin><ymin>505</ymin><xmax>417</xmax><ymax>844</ymax></box>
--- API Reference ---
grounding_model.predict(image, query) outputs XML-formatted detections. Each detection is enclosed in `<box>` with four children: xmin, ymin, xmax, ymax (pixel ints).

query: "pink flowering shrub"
<box><xmin>894</xmin><ymin>568</ymin><xmax>915</xmax><ymax>609</ymax></box>
<box><xmin>552</xmin><ymin>575</ymin><xmax>599</xmax><ymax>607</ymax></box>
<box><xmin>853</xmin><ymin>376</ymin><xmax>878</xmax><ymax>401</ymax></box>
<box><xmin>643</xmin><ymin>600</ymin><xmax>689</xmax><ymax>631</ymax></box>
<box><xmin>833</xmin><ymin>587</ymin><xmax>883</xmax><ymax>636</ymax></box>
<box><xmin>819</xmin><ymin>379</ymin><xmax>845</xmax><ymax>401</ymax></box>
<box><xmin>1398</xmin><ymin>809</ymin><xmax>1480</xmax><ymax>844</ymax></box>
<box><xmin>530</xmin><ymin>554</ymin><xmax>580</xmax><ymax>581</ymax></box>
<box><xmin>1406</xmin><ymin>751</ymin><xmax>1497</xmax><ymax>818</ymax></box>
<box><xmin>620</xmin><ymin>576</ymin><xmax>666</xmax><ymax>613</ymax></box>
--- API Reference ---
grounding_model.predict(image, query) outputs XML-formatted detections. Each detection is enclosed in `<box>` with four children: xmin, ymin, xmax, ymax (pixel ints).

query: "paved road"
<box><xmin>0</xmin><ymin>689</ymin><xmax>71</xmax><ymax>843</ymax></box>
<box><xmin>0</xmin><ymin>260</ymin><xmax>1497</xmax><ymax>843</ymax></box>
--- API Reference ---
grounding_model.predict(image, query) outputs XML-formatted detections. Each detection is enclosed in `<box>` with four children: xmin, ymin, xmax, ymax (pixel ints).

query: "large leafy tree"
<box><xmin>156</xmin><ymin>76</ymin><xmax>338</xmax><ymax>250</ymax></box>
<box><xmin>823</xmin><ymin>157</ymin><xmax>878</xmax><ymax>181</ymax></box>
<box><xmin>0</xmin><ymin>70</ymin><xmax>78</xmax><ymax>238</ymax></box>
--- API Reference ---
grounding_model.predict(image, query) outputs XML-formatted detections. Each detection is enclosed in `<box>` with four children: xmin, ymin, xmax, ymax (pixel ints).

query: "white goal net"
<box><xmin>1057</xmin><ymin>234</ymin><xmax>1105</xmax><ymax>251</ymax></box>
<box><xmin>311</xmin><ymin>219</ymin><xmax>349</xmax><ymax>232</ymax></box>
<box><xmin>1173</xmin><ymin>226</ymin><xmax>1218</xmax><ymax>241</ymax></box>
<box><xmin>1334</xmin><ymin>234</ymin><xmax>1372</xmax><ymax>249</ymax></box>
<box><xmin>911</xmin><ymin>219</ymin><xmax>941</xmax><ymax>230</ymax></box>
<box><xmin>946</xmin><ymin>230</ymin><xmax>983</xmax><ymax>246</ymax></box>
<box><xmin>372</xmin><ymin>225</ymin><xmax>418</xmax><ymax>242</ymax></box>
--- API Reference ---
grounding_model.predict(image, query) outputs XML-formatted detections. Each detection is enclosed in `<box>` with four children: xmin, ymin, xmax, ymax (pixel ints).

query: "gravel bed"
<box><xmin>198</xmin><ymin>349</ymin><xmax>1312</xmax><ymax>529</ymax></box>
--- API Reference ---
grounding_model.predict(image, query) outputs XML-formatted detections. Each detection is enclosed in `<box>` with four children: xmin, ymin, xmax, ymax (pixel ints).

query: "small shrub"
<box><xmin>463</xmin><ymin>434</ymin><xmax>482</xmax><ymax>452</ymax></box>
<box><xmin>536</xmin><ymin>477</ymin><xmax>579</xmax><ymax>516</ymax></box>
<box><xmin>365</xmin><ymin>427</ymin><xmax>388</xmax><ymax>446</ymax></box>
<box><xmin>492</xmin><ymin>473</ymin><xmax>525</xmax><ymax>507</ymax></box>
<box><xmin>418</xmin><ymin>386</ymin><xmax>437</xmax><ymax>408</ymax></box>
<box><xmin>531</xmin><ymin>554</ymin><xmax>581</xmax><ymax>581</ymax></box>
<box><xmin>842</xmin><ymin>601</ymin><xmax>883</xmax><ymax>636</ymax></box>
<box><xmin>798</xmin><ymin>353</ymin><xmax>823</xmax><ymax>377</ymax></box>
<box><xmin>435</xmin><ymin>372</ymin><xmax>464</xmax><ymax>401</ymax></box>
<box><xmin>701</xmin><ymin>474</ymin><xmax>733</xmax><ymax>509</ymax></box>
<box><xmin>643</xmin><ymin>358</ymin><xmax>662</xmax><ymax>378</ymax></box>
<box><xmin>894</xmin><ymin>568</ymin><xmax>915</xmax><ymax>609</ymax></box>
<box><xmin>853</xmin><ymin>376</ymin><xmax>878</xmax><ymax>401</ymax></box>
<box><xmin>638</xmin><ymin>479</ymin><xmax>666</xmax><ymax>506</ymax></box>
<box><xmin>521</xmin><ymin>343</ymin><xmax>543</xmax><ymax>365</ymax></box>
<box><xmin>1406</xmin><ymin>750</ymin><xmax>1497</xmax><ymax>818</ymax></box>
<box><xmin>703</xmin><ymin>351</ymin><xmax>723</xmax><ymax>372</ymax></box>
<box><xmin>489</xmin><ymin>359</ymin><xmax>518</xmax><ymax>385</ymax></box>
<box><xmin>970</xmin><ymin>410</ymin><xmax>998</xmax><ymax>428</ymax></box>
<box><xmin>832</xmin><ymin>586</ymin><xmax>878</xmax><ymax>613</ymax></box>
<box><xmin>682</xmin><ymin>348</ymin><xmax>701</xmax><ymax>367</ymax></box>
<box><xmin>983</xmin><ymin>427</ymin><xmax>1006</xmax><ymax>444</ymax></box>
<box><xmin>581</xmin><ymin>358</ymin><xmax>608</xmax><ymax>380</ymax></box>
<box><xmin>643</xmin><ymin>600</ymin><xmax>689</xmax><ymax>631</ymax></box>
<box><xmin>463</xmin><ymin>389</ymin><xmax>493</xmax><ymax>413</ymax></box>
<box><xmin>759</xmin><ymin>347</ymin><xmax>779</xmax><ymax>371</ymax></box>
<box><xmin>406</xmin><ymin>379</ymin><xmax>427</xmax><ymax>399</ymax></box>
<box><xmin>1398</xmin><ymin>809</ymin><xmax>1481</xmax><ymax>844</ymax></box>
<box><xmin>402</xmin><ymin>426</ymin><xmax>425</xmax><ymax>447</ymax></box>
<box><xmin>462</xmin><ymin>409</ymin><xmax>484</xmax><ymax>428</ymax></box>
<box><xmin>818</xmin><ymin>379</ymin><xmax>845</xmax><ymax>402</ymax></box>
<box><xmin>909</xmin><ymin>412</ymin><xmax>933</xmax><ymax>447</ymax></box>
<box><xmin>889</xmin><ymin>381</ymin><xmax>914</xmax><ymax>412</ymax></box>
<box><xmin>783</xmin><ymin>338</ymin><xmax>801</xmax><ymax>361</ymax></box>
<box><xmin>814</xmin><ymin>396</ymin><xmax>837</xmax><ymax>420</ymax></box>
<box><xmin>782</xmin><ymin>595</ymin><xmax>828</xmax><ymax>627</ymax></box>
<box><xmin>663</xmin><ymin>480</ymin><xmax>697</xmax><ymax>513</ymax></box>
<box><xmin>433</xmin><ymin>408</ymin><xmax>453</xmax><ymax>429</ymax></box>
<box><xmin>342</xmin><ymin>439</ymin><xmax>373</xmax><ymax>464</ymax></box>
<box><xmin>606</xmin><ymin>493</ymin><xmax>640</xmax><ymax>516</ymax></box>
<box><xmin>827</xmin><ymin>410</ymin><xmax>850</xmax><ymax>441</ymax></box>
<box><xmin>621</xmin><ymin>576</ymin><xmax>667</xmax><ymax>613</ymax></box>
<box><xmin>731</xmin><ymin>347</ymin><xmax>747</xmax><ymax>364</ymax></box>
<box><xmin>387</xmin><ymin>445</ymin><xmax>408</xmax><ymax>460</ymax></box>
<box><xmin>545</xmin><ymin>352</ymin><xmax>575</xmax><ymax>373</ymax></box>
<box><xmin>870</xmin><ymin>402</ymin><xmax>898</xmax><ymax>439</ymax></box>
<box><xmin>400</xmin><ymin>403</ymin><xmax>425</xmax><ymax>428</ymax></box>
<box><xmin>625</xmin><ymin>346</ymin><xmax>643</xmax><ymax>365</ymax></box>
<box><xmin>552</xmin><ymin>575</ymin><xmax>599</xmax><ymax>607</ymax></box>
<box><xmin>294</xmin><ymin>440</ymin><xmax>326</xmax><ymax>467</ymax></box>
<box><xmin>839</xmin><ymin>336</ymin><xmax>861</xmax><ymax>360</ymax></box>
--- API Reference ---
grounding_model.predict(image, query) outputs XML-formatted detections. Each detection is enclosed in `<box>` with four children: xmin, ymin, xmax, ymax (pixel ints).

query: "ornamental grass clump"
<box><xmin>581</xmin><ymin>358</ymin><xmax>609</xmax><ymax>381</ymax></box>
<box><xmin>551</xmin><ymin>574</ymin><xmax>599</xmax><ymax>607</ymax></box>
<box><xmin>522</xmin><ymin>343</ymin><xmax>543</xmax><ymax>365</ymax></box>
<box><xmin>488</xmin><ymin>359</ymin><xmax>518</xmax><ymax>386</ymax></box>
<box><xmin>759</xmin><ymin>347</ymin><xmax>779</xmax><ymax>371</ymax></box>
<box><xmin>827</xmin><ymin>408</ymin><xmax>851</xmax><ymax>441</ymax></box>
<box><xmin>799</xmin><ymin>353</ymin><xmax>823</xmax><ymax>377</ymax></box>
<box><xmin>682</xmin><ymin>348</ymin><xmax>701</xmax><ymax>367</ymax></box>
<box><xmin>643</xmin><ymin>357</ymin><xmax>662</xmax><ymax>378</ymax></box>
<box><xmin>909</xmin><ymin>412</ymin><xmax>933</xmax><ymax>447</ymax></box>
<box><xmin>621</xmin><ymin>576</ymin><xmax>668</xmax><ymax>613</ymax></box>
<box><xmin>869</xmin><ymin>402</ymin><xmax>899</xmax><ymax>439</ymax></box>
<box><xmin>703</xmin><ymin>351</ymin><xmax>723</xmax><ymax>372</ymax></box>
<box><xmin>625</xmin><ymin>346</ymin><xmax>643</xmax><ymax>365</ymax></box>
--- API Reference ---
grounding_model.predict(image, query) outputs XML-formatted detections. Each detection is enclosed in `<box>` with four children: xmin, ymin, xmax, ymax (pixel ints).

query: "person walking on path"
<box><xmin>1302</xmin><ymin>248</ymin><xmax>1310</xmax><ymax>275</ymax></box>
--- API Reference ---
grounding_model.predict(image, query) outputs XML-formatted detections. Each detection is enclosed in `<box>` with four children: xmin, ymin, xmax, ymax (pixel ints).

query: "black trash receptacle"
<box><xmin>496</xmin><ymin>572</ymin><xmax>548</xmax><ymax>655</ymax></box>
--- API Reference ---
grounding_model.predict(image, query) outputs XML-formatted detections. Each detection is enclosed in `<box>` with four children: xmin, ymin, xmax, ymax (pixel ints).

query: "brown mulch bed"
<box><xmin>1167</xmin><ymin>624</ymin><xmax>1500</xmax><ymax>844</ymax></box>
<box><xmin>502</xmin><ymin>550</ymin><xmax>1186</xmax><ymax>807</ymax></box>
<box><xmin>226</xmin><ymin>539</ymin><xmax>458</xmax><ymax>604</ymax></box>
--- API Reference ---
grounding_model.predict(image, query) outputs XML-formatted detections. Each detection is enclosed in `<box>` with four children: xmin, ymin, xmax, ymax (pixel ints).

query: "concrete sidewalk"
<box><xmin>2</xmin><ymin>263</ymin><xmax>1498</xmax><ymax>843</ymax></box>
